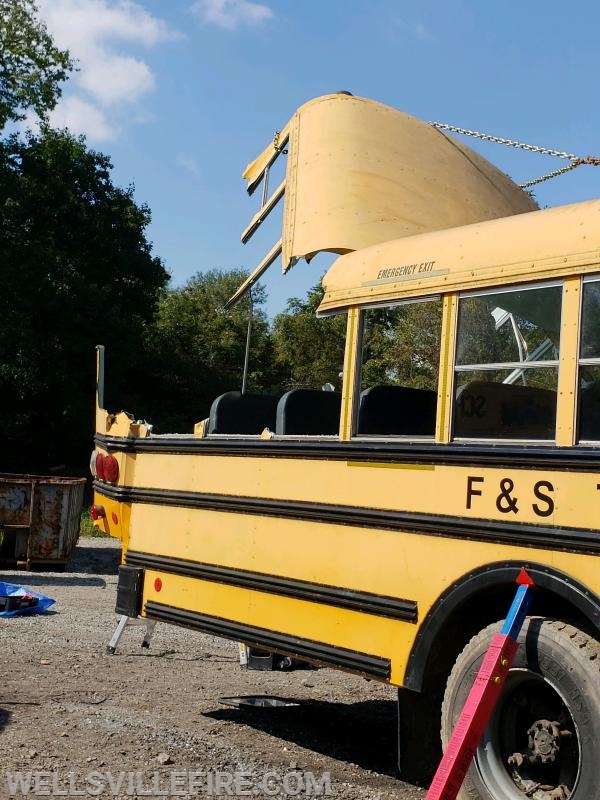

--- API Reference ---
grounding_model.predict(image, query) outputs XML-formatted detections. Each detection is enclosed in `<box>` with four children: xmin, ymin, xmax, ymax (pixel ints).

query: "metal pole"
<box><xmin>261</xmin><ymin>165</ymin><xmax>270</xmax><ymax>208</ymax></box>
<box><xmin>96</xmin><ymin>345</ymin><xmax>105</xmax><ymax>409</ymax></box>
<box><xmin>241</xmin><ymin>290</ymin><xmax>253</xmax><ymax>395</ymax></box>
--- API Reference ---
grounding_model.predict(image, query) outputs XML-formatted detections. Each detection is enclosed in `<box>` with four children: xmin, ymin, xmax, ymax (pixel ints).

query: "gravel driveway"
<box><xmin>0</xmin><ymin>537</ymin><xmax>426</xmax><ymax>798</ymax></box>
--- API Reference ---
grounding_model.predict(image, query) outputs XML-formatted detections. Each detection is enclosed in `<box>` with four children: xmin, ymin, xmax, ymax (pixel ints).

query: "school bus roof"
<box><xmin>318</xmin><ymin>198</ymin><xmax>600</xmax><ymax>314</ymax></box>
<box><xmin>228</xmin><ymin>93</ymin><xmax>538</xmax><ymax>308</ymax></box>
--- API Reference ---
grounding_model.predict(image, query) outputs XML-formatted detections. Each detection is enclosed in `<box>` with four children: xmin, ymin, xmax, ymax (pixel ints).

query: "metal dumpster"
<box><xmin>0</xmin><ymin>474</ymin><xmax>86</xmax><ymax>569</ymax></box>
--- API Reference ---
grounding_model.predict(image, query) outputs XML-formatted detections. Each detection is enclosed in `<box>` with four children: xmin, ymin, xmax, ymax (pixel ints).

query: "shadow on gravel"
<box><xmin>67</xmin><ymin>544</ymin><xmax>121</xmax><ymax>575</ymax></box>
<box><xmin>0</xmin><ymin>542</ymin><xmax>120</xmax><ymax>581</ymax></box>
<box><xmin>206</xmin><ymin>698</ymin><xmax>398</xmax><ymax>776</ymax></box>
<box><xmin>0</xmin><ymin>573</ymin><xmax>108</xmax><ymax>588</ymax></box>
<box><xmin>0</xmin><ymin>708</ymin><xmax>12</xmax><ymax>733</ymax></box>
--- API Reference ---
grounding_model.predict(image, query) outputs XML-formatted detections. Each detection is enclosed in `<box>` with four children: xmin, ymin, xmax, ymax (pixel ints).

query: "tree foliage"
<box><xmin>0</xmin><ymin>0</ymin><xmax>73</xmax><ymax>127</ymax></box>
<box><xmin>361</xmin><ymin>301</ymin><xmax>443</xmax><ymax>390</ymax></box>
<box><xmin>272</xmin><ymin>283</ymin><xmax>347</xmax><ymax>391</ymax></box>
<box><xmin>144</xmin><ymin>271</ymin><xmax>279</xmax><ymax>433</ymax></box>
<box><xmin>0</xmin><ymin>129</ymin><xmax>168</xmax><ymax>471</ymax></box>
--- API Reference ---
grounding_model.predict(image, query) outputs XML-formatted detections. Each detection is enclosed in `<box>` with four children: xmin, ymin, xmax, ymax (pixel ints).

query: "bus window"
<box><xmin>355</xmin><ymin>298</ymin><xmax>442</xmax><ymax>437</ymax></box>
<box><xmin>453</xmin><ymin>283</ymin><xmax>562</xmax><ymax>440</ymax></box>
<box><xmin>578</xmin><ymin>278</ymin><xmax>600</xmax><ymax>441</ymax></box>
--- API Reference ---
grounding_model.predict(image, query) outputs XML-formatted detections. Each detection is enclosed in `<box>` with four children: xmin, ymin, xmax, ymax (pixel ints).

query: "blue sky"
<box><xmin>36</xmin><ymin>0</ymin><xmax>600</xmax><ymax>316</ymax></box>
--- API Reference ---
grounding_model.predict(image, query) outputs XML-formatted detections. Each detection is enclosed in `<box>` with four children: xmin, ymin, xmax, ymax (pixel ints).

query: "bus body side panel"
<box><xmin>94</xmin><ymin>442</ymin><xmax>600</xmax><ymax>687</ymax></box>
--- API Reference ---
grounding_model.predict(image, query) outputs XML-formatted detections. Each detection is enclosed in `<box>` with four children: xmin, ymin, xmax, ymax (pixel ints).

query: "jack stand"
<box><xmin>426</xmin><ymin>568</ymin><xmax>535</xmax><ymax>800</ymax></box>
<box><xmin>106</xmin><ymin>614</ymin><xmax>157</xmax><ymax>655</ymax></box>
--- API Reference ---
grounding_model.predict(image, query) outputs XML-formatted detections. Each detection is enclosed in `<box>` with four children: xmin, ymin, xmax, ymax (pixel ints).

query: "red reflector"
<box><xmin>103</xmin><ymin>454</ymin><xmax>119</xmax><ymax>483</ymax></box>
<box><xmin>90</xmin><ymin>504</ymin><xmax>106</xmax><ymax>520</ymax></box>
<box><xmin>517</xmin><ymin>568</ymin><xmax>535</xmax><ymax>587</ymax></box>
<box><xmin>95</xmin><ymin>454</ymin><xmax>106</xmax><ymax>481</ymax></box>
<box><xmin>154</xmin><ymin>578</ymin><xmax>162</xmax><ymax>592</ymax></box>
<box><xmin>111</xmin><ymin>512</ymin><xmax>118</xmax><ymax>525</ymax></box>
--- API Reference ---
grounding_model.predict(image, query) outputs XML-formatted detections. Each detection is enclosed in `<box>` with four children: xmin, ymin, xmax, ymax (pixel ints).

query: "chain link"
<box><xmin>428</xmin><ymin>121</ymin><xmax>579</xmax><ymax>160</ymax></box>
<box><xmin>520</xmin><ymin>161</ymin><xmax>582</xmax><ymax>189</ymax></box>
<box><xmin>428</xmin><ymin>121</ymin><xmax>600</xmax><ymax>188</ymax></box>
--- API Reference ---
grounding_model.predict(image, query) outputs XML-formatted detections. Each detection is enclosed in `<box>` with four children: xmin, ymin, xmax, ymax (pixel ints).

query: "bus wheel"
<box><xmin>440</xmin><ymin>618</ymin><xmax>600</xmax><ymax>799</ymax></box>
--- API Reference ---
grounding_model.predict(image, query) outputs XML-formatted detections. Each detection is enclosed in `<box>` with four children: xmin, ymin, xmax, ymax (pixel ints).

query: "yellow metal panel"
<box><xmin>278</xmin><ymin>94</ymin><xmax>535</xmax><ymax>272</ymax></box>
<box><xmin>129</xmin><ymin>505</ymin><xmax>415</xmax><ymax>599</ymax></box>
<box><xmin>556</xmin><ymin>277</ymin><xmax>581</xmax><ymax>446</ymax></box>
<box><xmin>318</xmin><ymin>199</ymin><xmax>600</xmax><ymax>314</ymax></box>
<box><xmin>436</xmin><ymin>294</ymin><xmax>457</xmax><ymax>443</ymax></box>
<box><xmin>132</xmin><ymin>506</ymin><xmax>600</xmax><ymax>686</ymax></box>
<box><xmin>241</xmin><ymin>179</ymin><xmax>285</xmax><ymax>243</ymax></box>
<box><xmin>96</xmin><ymin>409</ymin><xmax>149</xmax><ymax>438</ymax></box>
<box><xmin>340</xmin><ymin>308</ymin><xmax>361</xmax><ymax>440</ymax></box>
<box><xmin>143</xmin><ymin>571</ymin><xmax>410</xmax><ymax>683</ymax></box>
<box><xmin>129</xmin><ymin>494</ymin><xmax>600</xmax><ymax>600</ymax></box>
<box><xmin>91</xmin><ymin>490</ymin><xmax>130</xmax><ymax>552</ymax></box>
<box><xmin>126</xmin><ymin>453</ymin><xmax>600</xmax><ymax>535</ymax></box>
<box><xmin>242</xmin><ymin>121</ymin><xmax>290</xmax><ymax>188</ymax></box>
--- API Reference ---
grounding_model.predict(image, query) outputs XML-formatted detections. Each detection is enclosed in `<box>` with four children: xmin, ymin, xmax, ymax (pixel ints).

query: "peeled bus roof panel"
<box><xmin>279</xmin><ymin>93</ymin><xmax>536</xmax><ymax>270</ymax></box>
<box><xmin>235</xmin><ymin>93</ymin><xmax>537</xmax><ymax>306</ymax></box>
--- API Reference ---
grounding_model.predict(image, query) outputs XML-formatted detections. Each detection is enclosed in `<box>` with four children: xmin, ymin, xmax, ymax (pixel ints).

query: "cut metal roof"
<box><xmin>230</xmin><ymin>93</ymin><xmax>537</xmax><ymax>307</ymax></box>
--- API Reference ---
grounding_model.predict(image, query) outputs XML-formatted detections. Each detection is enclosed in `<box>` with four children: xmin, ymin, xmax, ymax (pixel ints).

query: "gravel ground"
<box><xmin>0</xmin><ymin>538</ymin><xmax>426</xmax><ymax>798</ymax></box>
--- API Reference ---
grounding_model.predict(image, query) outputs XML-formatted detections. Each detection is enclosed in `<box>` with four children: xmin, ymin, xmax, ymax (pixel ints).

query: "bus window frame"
<box><xmin>576</xmin><ymin>275</ymin><xmax>600</xmax><ymax>445</ymax></box>
<box><xmin>350</xmin><ymin>295</ymin><xmax>444</xmax><ymax>441</ymax></box>
<box><xmin>450</xmin><ymin>279</ymin><xmax>565</xmax><ymax>446</ymax></box>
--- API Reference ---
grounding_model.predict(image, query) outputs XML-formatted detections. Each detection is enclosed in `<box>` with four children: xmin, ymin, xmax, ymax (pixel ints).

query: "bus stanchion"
<box><xmin>425</xmin><ymin>568</ymin><xmax>535</xmax><ymax>800</ymax></box>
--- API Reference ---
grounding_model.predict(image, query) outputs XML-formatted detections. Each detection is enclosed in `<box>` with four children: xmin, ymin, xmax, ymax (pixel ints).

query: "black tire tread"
<box><xmin>440</xmin><ymin>617</ymin><xmax>600</xmax><ymax>800</ymax></box>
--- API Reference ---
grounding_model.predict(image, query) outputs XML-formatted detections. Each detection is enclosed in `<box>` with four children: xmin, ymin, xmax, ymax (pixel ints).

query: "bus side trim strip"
<box><xmin>144</xmin><ymin>601</ymin><xmax>391</xmax><ymax>680</ymax></box>
<box><xmin>127</xmin><ymin>550</ymin><xmax>418</xmax><ymax>622</ymax></box>
<box><xmin>96</xmin><ymin>481</ymin><xmax>600</xmax><ymax>556</ymax></box>
<box><xmin>95</xmin><ymin>434</ymin><xmax>600</xmax><ymax>472</ymax></box>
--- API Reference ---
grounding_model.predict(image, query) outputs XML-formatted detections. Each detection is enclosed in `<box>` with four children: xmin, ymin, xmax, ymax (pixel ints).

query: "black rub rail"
<box><xmin>145</xmin><ymin>601</ymin><xmax>391</xmax><ymax>680</ymax></box>
<box><xmin>126</xmin><ymin>550</ymin><xmax>418</xmax><ymax>622</ymax></box>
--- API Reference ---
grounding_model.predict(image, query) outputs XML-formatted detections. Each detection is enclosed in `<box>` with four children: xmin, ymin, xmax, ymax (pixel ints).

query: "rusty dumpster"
<box><xmin>0</xmin><ymin>474</ymin><xmax>86</xmax><ymax>569</ymax></box>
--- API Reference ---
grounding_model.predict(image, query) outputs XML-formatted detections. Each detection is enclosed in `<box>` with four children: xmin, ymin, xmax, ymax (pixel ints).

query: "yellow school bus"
<box><xmin>92</xmin><ymin>94</ymin><xmax>600</xmax><ymax>800</ymax></box>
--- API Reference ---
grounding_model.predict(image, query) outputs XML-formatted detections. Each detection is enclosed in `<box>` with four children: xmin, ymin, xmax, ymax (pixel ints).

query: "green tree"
<box><xmin>145</xmin><ymin>270</ymin><xmax>278</xmax><ymax>433</ymax></box>
<box><xmin>361</xmin><ymin>301</ymin><xmax>443</xmax><ymax>390</ymax></box>
<box><xmin>272</xmin><ymin>283</ymin><xmax>347</xmax><ymax>390</ymax></box>
<box><xmin>0</xmin><ymin>129</ymin><xmax>168</xmax><ymax>472</ymax></box>
<box><xmin>0</xmin><ymin>0</ymin><xmax>73</xmax><ymax>127</ymax></box>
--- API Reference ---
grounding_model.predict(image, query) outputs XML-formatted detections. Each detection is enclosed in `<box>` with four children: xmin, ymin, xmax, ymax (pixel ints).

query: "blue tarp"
<box><xmin>0</xmin><ymin>582</ymin><xmax>55</xmax><ymax>617</ymax></box>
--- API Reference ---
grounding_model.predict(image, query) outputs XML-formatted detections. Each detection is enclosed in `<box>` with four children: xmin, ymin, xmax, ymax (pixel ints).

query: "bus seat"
<box><xmin>578</xmin><ymin>382</ymin><xmax>600</xmax><ymax>440</ymax></box>
<box><xmin>208</xmin><ymin>391</ymin><xmax>281</xmax><ymax>435</ymax></box>
<box><xmin>454</xmin><ymin>381</ymin><xmax>556</xmax><ymax>439</ymax></box>
<box><xmin>275</xmin><ymin>389</ymin><xmax>342</xmax><ymax>436</ymax></box>
<box><xmin>357</xmin><ymin>385</ymin><xmax>437</xmax><ymax>436</ymax></box>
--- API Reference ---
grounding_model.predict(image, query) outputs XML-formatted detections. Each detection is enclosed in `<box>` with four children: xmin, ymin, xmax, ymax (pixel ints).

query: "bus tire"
<box><xmin>440</xmin><ymin>617</ymin><xmax>600</xmax><ymax>800</ymax></box>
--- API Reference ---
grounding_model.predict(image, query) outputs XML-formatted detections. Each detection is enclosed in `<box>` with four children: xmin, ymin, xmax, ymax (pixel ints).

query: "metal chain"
<box><xmin>429</xmin><ymin>121</ymin><xmax>578</xmax><ymax>159</ymax></box>
<box><xmin>520</xmin><ymin>161</ymin><xmax>582</xmax><ymax>189</ymax></box>
<box><xmin>428</xmin><ymin>121</ymin><xmax>600</xmax><ymax>188</ymax></box>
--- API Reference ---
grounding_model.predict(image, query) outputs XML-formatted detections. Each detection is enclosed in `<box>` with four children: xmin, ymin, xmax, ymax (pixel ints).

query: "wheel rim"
<box><xmin>474</xmin><ymin>668</ymin><xmax>581</xmax><ymax>799</ymax></box>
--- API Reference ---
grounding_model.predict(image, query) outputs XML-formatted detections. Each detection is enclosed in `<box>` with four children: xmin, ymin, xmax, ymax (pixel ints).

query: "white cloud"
<box><xmin>37</xmin><ymin>0</ymin><xmax>176</xmax><ymax>50</ymax></box>
<box><xmin>48</xmin><ymin>96</ymin><xmax>118</xmax><ymax>141</ymax></box>
<box><xmin>191</xmin><ymin>0</ymin><xmax>273</xmax><ymax>30</ymax></box>
<box><xmin>79</xmin><ymin>54</ymin><xmax>155</xmax><ymax>107</ymax></box>
<box><xmin>35</xmin><ymin>0</ymin><xmax>179</xmax><ymax>141</ymax></box>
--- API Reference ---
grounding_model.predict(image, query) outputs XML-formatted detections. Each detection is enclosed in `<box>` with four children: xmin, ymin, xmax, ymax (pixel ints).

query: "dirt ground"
<box><xmin>0</xmin><ymin>537</ymin><xmax>426</xmax><ymax>799</ymax></box>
